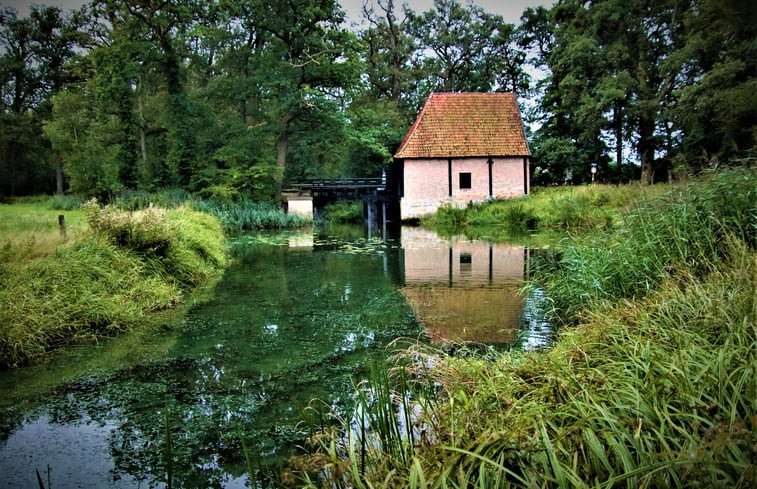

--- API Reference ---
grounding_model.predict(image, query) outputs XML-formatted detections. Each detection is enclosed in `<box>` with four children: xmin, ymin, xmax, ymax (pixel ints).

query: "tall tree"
<box><xmin>531</xmin><ymin>0</ymin><xmax>694</xmax><ymax>184</ymax></box>
<box><xmin>406</xmin><ymin>0</ymin><xmax>528</xmax><ymax>97</ymax></box>
<box><xmin>250</xmin><ymin>0</ymin><xmax>360</xmax><ymax>196</ymax></box>
<box><xmin>360</xmin><ymin>0</ymin><xmax>415</xmax><ymax>112</ymax></box>
<box><xmin>0</xmin><ymin>5</ymin><xmax>88</xmax><ymax>196</ymax></box>
<box><xmin>671</xmin><ymin>0</ymin><xmax>757</xmax><ymax>167</ymax></box>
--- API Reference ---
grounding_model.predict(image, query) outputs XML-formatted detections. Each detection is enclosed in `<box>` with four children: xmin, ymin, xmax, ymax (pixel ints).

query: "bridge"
<box><xmin>287</xmin><ymin>175</ymin><xmax>399</xmax><ymax>226</ymax></box>
<box><xmin>290</xmin><ymin>177</ymin><xmax>387</xmax><ymax>198</ymax></box>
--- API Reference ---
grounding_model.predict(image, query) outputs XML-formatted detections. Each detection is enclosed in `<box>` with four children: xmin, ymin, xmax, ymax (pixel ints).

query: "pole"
<box><xmin>58</xmin><ymin>214</ymin><xmax>67</xmax><ymax>239</ymax></box>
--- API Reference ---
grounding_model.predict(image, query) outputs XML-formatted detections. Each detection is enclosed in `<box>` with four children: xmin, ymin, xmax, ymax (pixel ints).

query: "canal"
<box><xmin>0</xmin><ymin>225</ymin><xmax>551</xmax><ymax>488</ymax></box>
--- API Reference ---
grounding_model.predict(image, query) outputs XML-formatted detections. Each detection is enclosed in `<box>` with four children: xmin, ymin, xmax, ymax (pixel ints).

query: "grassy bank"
<box><xmin>423</xmin><ymin>183</ymin><xmax>666</xmax><ymax>239</ymax></box>
<box><xmin>0</xmin><ymin>201</ymin><xmax>228</xmax><ymax>368</ymax></box>
<box><xmin>296</xmin><ymin>168</ymin><xmax>756</xmax><ymax>487</ymax></box>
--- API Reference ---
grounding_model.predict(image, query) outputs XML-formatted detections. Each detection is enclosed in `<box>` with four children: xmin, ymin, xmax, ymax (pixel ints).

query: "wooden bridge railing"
<box><xmin>291</xmin><ymin>177</ymin><xmax>385</xmax><ymax>190</ymax></box>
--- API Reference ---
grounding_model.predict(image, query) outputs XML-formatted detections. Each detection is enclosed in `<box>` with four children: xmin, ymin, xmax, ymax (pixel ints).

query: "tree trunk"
<box><xmin>275</xmin><ymin>125</ymin><xmax>289</xmax><ymax>202</ymax></box>
<box><xmin>638</xmin><ymin>114</ymin><xmax>655</xmax><ymax>185</ymax></box>
<box><xmin>56</xmin><ymin>161</ymin><xmax>64</xmax><ymax>195</ymax></box>
<box><xmin>614</xmin><ymin>102</ymin><xmax>623</xmax><ymax>183</ymax></box>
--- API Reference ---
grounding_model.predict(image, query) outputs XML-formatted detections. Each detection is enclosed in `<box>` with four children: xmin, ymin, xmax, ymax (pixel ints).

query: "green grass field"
<box><xmin>0</xmin><ymin>202</ymin><xmax>86</xmax><ymax>256</ymax></box>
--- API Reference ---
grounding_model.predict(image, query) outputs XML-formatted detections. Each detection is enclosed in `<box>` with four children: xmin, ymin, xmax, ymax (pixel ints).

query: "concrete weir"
<box><xmin>285</xmin><ymin>196</ymin><xmax>313</xmax><ymax>218</ymax></box>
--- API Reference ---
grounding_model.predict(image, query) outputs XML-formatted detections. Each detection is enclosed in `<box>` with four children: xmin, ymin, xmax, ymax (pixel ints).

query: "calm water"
<box><xmin>0</xmin><ymin>225</ymin><xmax>550</xmax><ymax>488</ymax></box>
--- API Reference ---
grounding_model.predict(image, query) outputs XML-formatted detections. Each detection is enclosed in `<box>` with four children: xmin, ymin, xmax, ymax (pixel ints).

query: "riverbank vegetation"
<box><xmin>323</xmin><ymin>202</ymin><xmax>364</xmax><ymax>224</ymax></box>
<box><xmin>111</xmin><ymin>190</ymin><xmax>310</xmax><ymax>231</ymax></box>
<box><xmin>0</xmin><ymin>201</ymin><xmax>228</xmax><ymax>368</ymax></box>
<box><xmin>295</xmin><ymin>168</ymin><xmax>756</xmax><ymax>487</ymax></box>
<box><xmin>423</xmin><ymin>183</ymin><xmax>666</xmax><ymax>238</ymax></box>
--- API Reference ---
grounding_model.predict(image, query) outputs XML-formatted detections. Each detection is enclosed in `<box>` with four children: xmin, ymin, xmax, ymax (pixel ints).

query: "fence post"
<box><xmin>58</xmin><ymin>214</ymin><xmax>67</xmax><ymax>239</ymax></box>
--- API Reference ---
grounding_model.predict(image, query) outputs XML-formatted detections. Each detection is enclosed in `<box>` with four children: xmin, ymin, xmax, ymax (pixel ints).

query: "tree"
<box><xmin>0</xmin><ymin>5</ymin><xmax>89</xmax><ymax>196</ymax></box>
<box><xmin>671</xmin><ymin>0</ymin><xmax>757</xmax><ymax>168</ymax></box>
<box><xmin>249</xmin><ymin>0</ymin><xmax>360</xmax><ymax>196</ymax></box>
<box><xmin>529</xmin><ymin>0</ymin><xmax>696</xmax><ymax>185</ymax></box>
<box><xmin>360</xmin><ymin>0</ymin><xmax>416</xmax><ymax>113</ymax></box>
<box><xmin>406</xmin><ymin>0</ymin><xmax>528</xmax><ymax>96</ymax></box>
<box><xmin>43</xmin><ymin>89</ymin><xmax>123</xmax><ymax>198</ymax></box>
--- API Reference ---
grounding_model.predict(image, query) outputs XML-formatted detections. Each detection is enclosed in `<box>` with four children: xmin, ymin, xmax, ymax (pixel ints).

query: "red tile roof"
<box><xmin>394</xmin><ymin>92</ymin><xmax>530</xmax><ymax>159</ymax></box>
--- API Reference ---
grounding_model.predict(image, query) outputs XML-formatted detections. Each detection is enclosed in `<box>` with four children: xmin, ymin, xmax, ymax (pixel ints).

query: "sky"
<box><xmin>342</xmin><ymin>0</ymin><xmax>552</xmax><ymax>25</ymax></box>
<box><xmin>2</xmin><ymin>0</ymin><xmax>553</xmax><ymax>26</ymax></box>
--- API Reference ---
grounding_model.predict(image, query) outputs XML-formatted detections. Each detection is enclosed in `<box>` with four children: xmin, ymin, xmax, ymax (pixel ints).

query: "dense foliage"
<box><xmin>525</xmin><ymin>0</ymin><xmax>756</xmax><ymax>185</ymax></box>
<box><xmin>2</xmin><ymin>0</ymin><xmax>753</xmax><ymax>200</ymax></box>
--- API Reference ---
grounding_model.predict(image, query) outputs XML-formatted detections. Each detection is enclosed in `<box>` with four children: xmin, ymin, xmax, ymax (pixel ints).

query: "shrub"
<box><xmin>431</xmin><ymin>205</ymin><xmax>468</xmax><ymax>227</ymax></box>
<box><xmin>84</xmin><ymin>201</ymin><xmax>227</xmax><ymax>286</ymax></box>
<box><xmin>323</xmin><ymin>201</ymin><xmax>363</xmax><ymax>223</ymax></box>
<box><xmin>44</xmin><ymin>194</ymin><xmax>83</xmax><ymax>211</ymax></box>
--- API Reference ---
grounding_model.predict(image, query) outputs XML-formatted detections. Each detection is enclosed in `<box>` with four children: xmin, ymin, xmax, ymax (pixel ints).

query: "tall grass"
<box><xmin>110</xmin><ymin>188</ymin><xmax>195</xmax><ymax>211</ymax></box>
<box><xmin>425</xmin><ymin>183</ymin><xmax>663</xmax><ymax>238</ymax></box>
<box><xmin>191</xmin><ymin>198</ymin><xmax>310</xmax><ymax>231</ymax></box>
<box><xmin>0</xmin><ymin>202</ymin><xmax>228</xmax><ymax>367</ymax></box>
<box><xmin>0</xmin><ymin>202</ymin><xmax>87</xmax><ymax>253</ymax></box>
<box><xmin>297</xmin><ymin>168</ymin><xmax>756</xmax><ymax>488</ymax></box>
<box><xmin>294</xmin><ymin>352</ymin><xmax>438</xmax><ymax>487</ymax></box>
<box><xmin>535</xmin><ymin>167</ymin><xmax>756</xmax><ymax>324</ymax></box>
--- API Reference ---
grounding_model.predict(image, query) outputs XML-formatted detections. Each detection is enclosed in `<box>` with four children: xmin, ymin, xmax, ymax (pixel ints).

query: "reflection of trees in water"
<box><xmin>1</xmin><ymin>237</ymin><xmax>422</xmax><ymax>487</ymax></box>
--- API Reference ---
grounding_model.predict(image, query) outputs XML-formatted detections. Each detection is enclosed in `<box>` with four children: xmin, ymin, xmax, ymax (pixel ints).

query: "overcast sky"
<box><xmin>3</xmin><ymin>0</ymin><xmax>552</xmax><ymax>26</ymax></box>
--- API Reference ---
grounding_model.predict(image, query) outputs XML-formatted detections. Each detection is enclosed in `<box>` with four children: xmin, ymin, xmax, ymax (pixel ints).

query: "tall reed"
<box><xmin>192</xmin><ymin>198</ymin><xmax>310</xmax><ymax>231</ymax></box>
<box><xmin>110</xmin><ymin>189</ymin><xmax>311</xmax><ymax>231</ymax></box>
<box><xmin>535</xmin><ymin>167</ymin><xmax>756</xmax><ymax>324</ymax></box>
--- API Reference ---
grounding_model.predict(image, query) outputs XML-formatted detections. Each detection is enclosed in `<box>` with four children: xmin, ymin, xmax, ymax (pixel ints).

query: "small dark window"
<box><xmin>459</xmin><ymin>172</ymin><xmax>471</xmax><ymax>189</ymax></box>
<box><xmin>460</xmin><ymin>253</ymin><xmax>472</xmax><ymax>275</ymax></box>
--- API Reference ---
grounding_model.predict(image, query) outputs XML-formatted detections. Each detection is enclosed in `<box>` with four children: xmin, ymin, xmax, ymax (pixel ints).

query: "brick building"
<box><xmin>393</xmin><ymin>92</ymin><xmax>530</xmax><ymax>220</ymax></box>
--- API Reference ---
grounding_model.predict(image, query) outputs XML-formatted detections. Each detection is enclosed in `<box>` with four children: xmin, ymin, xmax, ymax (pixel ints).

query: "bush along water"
<box><xmin>323</xmin><ymin>201</ymin><xmax>364</xmax><ymax>223</ymax></box>
<box><xmin>294</xmin><ymin>168</ymin><xmax>756</xmax><ymax>488</ymax></box>
<box><xmin>0</xmin><ymin>201</ymin><xmax>228</xmax><ymax>368</ymax></box>
<box><xmin>424</xmin><ymin>183</ymin><xmax>664</xmax><ymax>239</ymax></box>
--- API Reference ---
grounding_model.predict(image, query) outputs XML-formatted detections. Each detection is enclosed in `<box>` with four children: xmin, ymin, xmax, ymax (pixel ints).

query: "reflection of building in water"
<box><xmin>399</xmin><ymin>227</ymin><xmax>528</xmax><ymax>345</ymax></box>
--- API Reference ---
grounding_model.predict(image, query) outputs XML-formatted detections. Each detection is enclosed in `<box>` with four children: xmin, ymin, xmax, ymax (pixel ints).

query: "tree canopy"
<box><xmin>1</xmin><ymin>0</ymin><xmax>754</xmax><ymax>199</ymax></box>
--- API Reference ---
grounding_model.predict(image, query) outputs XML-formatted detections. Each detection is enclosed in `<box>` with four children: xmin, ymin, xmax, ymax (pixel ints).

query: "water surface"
<box><xmin>0</xmin><ymin>225</ymin><xmax>550</xmax><ymax>488</ymax></box>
